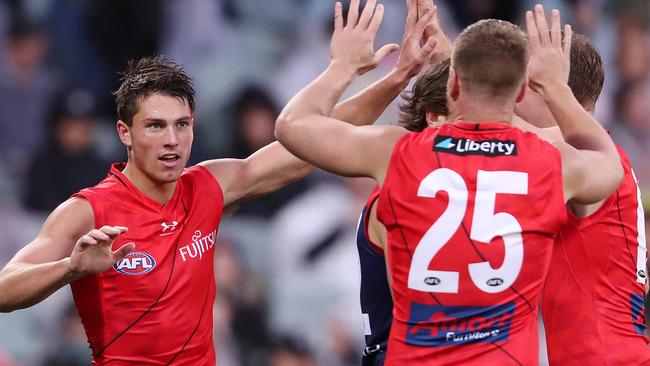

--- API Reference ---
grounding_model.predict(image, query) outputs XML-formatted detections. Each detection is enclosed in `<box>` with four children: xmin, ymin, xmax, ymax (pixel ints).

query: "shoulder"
<box><xmin>47</xmin><ymin>197</ymin><xmax>94</xmax><ymax>231</ymax></box>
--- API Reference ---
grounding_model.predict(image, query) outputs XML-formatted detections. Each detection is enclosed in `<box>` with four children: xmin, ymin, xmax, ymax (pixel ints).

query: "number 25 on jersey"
<box><xmin>408</xmin><ymin>169</ymin><xmax>528</xmax><ymax>294</ymax></box>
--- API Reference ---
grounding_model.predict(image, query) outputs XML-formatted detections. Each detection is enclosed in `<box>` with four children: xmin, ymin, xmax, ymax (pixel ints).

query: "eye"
<box><xmin>178</xmin><ymin>121</ymin><xmax>189</xmax><ymax>128</ymax></box>
<box><xmin>148</xmin><ymin>122</ymin><xmax>163</xmax><ymax>129</ymax></box>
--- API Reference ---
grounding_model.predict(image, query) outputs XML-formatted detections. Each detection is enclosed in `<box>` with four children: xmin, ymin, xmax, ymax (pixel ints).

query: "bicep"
<box><xmin>200</xmin><ymin>142</ymin><xmax>313</xmax><ymax>207</ymax></box>
<box><xmin>11</xmin><ymin>198</ymin><xmax>93</xmax><ymax>265</ymax></box>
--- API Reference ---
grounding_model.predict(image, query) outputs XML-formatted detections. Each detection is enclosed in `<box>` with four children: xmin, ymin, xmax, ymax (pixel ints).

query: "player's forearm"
<box><xmin>277</xmin><ymin>61</ymin><xmax>357</xmax><ymax>133</ymax></box>
<box><xmin>0</xmin><ymin>259</ymin><xmax>78</xmax><ymax>312</ymax></box>
<box><xmin>331</xmin><ymin>68</ymin><xmax>410</xmax><ymax>126</ymax></box>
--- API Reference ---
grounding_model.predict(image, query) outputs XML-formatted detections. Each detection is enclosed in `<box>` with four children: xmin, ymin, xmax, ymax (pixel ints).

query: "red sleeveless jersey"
<box><xmin>542</xmin><ymin>146</ymin><xmax>650</xmax><ymax>365</ymax></box>
<box><xmin>71</xmin><ymin>163</ymin><xmax>224</xmax><ymax>365</ymax></box>
<box><xmin>376</xmin><ymin>121</ymin><xmax>567</xmax><ymax>365</ymax></box>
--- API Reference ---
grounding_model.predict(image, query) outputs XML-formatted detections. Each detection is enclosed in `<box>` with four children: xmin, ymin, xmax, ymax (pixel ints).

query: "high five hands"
<box><xmin>330</xmin><ymin>0</ymin><xmax>399</xmax><ymax>76</ymax></box>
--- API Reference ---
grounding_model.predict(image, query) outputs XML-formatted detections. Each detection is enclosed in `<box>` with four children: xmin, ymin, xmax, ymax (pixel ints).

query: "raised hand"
<box><xmin>417</xmin><ymin>0</ymin><xmax>452</xmax><ymax>63</ymax></box>
<box><xmin>393</xmin><ymin>0</ymin><xmax>438</xmax><ymax>78</ymax></box>
<box><xmin>69</xmin><ymin>226</ymin><xmax>133</xmax><ymax>276</ymax></box>
<box><xmin>330</xmin><ymin>0</ymin><xmax>399</xmax><ymax>76</ymax></box>
<box><xmin>526</xmin><ymin>4</ymin><xmax>572</xmax><ymax>94</ymax></box>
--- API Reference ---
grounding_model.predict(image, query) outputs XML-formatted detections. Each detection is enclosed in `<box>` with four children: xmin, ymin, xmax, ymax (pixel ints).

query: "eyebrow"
<box><xmin>143</xmin><ymin>117</ymin><xmax>192</xmax><ymax>124</ymax></box>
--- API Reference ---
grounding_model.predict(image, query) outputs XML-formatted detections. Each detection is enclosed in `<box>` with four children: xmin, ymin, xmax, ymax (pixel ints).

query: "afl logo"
<box><xmin>113</xmin><ymin>250</ymin><xmax>156</xmax><ymax>275</ymax></box>
<box><xmin>638</xmin><ymin>270</ymin><xmax>647</xmax><ymax>279</ymax></box>
<box><xmin>487</xmin><ymin>278</ymin><xmax>504</xmax><ymax>287</ymax></box>
<box><xmin>424</xmin><ymin>277</ymin><xmax>441</xmax><ymax>286</ymax></box>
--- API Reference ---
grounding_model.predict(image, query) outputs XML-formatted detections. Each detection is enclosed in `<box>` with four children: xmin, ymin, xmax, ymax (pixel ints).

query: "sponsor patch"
<box><xmin>406</xmin><ymin>301</ymin><xmax>515</xmax><ymax>347</ymax></box>
<box><xmin>113</xmin><ymin>250</ymin><xmax>156</xmax><ymax>275</ymax></box>
<box><xmin>434</xmin><ymin>135</ymin><xmax>517</xmax><ymax>157</ymax></box>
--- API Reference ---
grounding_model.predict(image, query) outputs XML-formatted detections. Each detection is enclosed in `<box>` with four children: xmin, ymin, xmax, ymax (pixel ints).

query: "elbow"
<box><xmin>274</xmin><ymin>110</ymin><xmax>297</xmax><ymax>144</ymax></box>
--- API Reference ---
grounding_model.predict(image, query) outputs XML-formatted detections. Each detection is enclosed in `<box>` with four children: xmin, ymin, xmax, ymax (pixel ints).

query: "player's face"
<box><xmin>127</xmin><ymin>94</ymin><xmax>194</xmax><ymax>184</ymax></box>
<box><xmin>514</xmin><ymin>86</ymin><xmax>554</xmax><ymax>127</ymax></box>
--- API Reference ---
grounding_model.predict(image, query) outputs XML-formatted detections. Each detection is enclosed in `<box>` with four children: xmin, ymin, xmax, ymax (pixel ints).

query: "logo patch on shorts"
<box><xmin>406</xmin><ymin>302</ymin><xmax>515</xmax><ymax>346</ymax></box>
<box><xmin>113</xmin><ymin>250</ymin><xmax>156</xmax><ymax>275</ymax></box>
<box><xmin>434</xmin><ymin>135</ymin><xmax>517</xmax><ymax>156</ymax></box>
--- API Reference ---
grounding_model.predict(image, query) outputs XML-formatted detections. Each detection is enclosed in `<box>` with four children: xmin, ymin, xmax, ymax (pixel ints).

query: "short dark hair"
<box><xmin>453</xmin><ymin>19</ymin><xmax>528</xmax><ymax>99</ymax></box>
<box><xmin>569</xmin><ymin>33</ymin><xmax>604</xmax><ymax>111</ymax></box>
<box><xmin>398</xmin><ymin>58</ymin><xmax>450</xmax><ymax>132</ymax></box>
<box><xmin>114</xmin><ymin>56</ymin><xmax>196</xmax><ymax>126</ymax></box>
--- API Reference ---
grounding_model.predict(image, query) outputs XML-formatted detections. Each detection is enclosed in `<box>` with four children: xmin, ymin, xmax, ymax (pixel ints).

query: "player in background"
<box><xmin>514</xmin><ymin>32</ymin><xmax>650</xmax><ymax>365</ymax></box>
<box><xmin>356</xmin><ymin>2</ymin><xmax>451</xmax><ymax>365</ymax></box>
<box><xmin>357</xmin><ymin>59</ymin><xmax>449</xmax><ymax>366</ymax></box>
<box><xmin>0</xmin><ymin>19</ymin><xmax>431</xmax><ymax>364</ymax></box>
<box><xmin>276</xmin><ymin>2</ymin><xmax>623</xmax><ymax>364</ymax></box>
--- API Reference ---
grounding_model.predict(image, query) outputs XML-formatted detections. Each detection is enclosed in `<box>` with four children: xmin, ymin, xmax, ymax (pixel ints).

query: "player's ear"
<box><xmin>516</xmin><ymin>76</ymin><xmax>528</xmax><ymax>103</ymax></box>
<box><xmin>425</xmin><ymin>110</ymin><xmax>440</xmax><ymax>127</ymax></box>
<box><xmin>116</xmin><ymin>120</ymin><xmax>132</xmax><ymax>147</ymax></box>
<box><xmin>448</xmin><ymin>68</ymin><xmax>460</xmax><ymax>101</ymax></box>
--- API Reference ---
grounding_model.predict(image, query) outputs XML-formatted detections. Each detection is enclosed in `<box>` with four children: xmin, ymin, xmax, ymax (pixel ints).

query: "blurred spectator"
<box><xmin>610</xmin><ymin>81</ymin><xmax>650</xmax><ymax>190</ymax></box>
<box><xmin>214</xmin><ymin>239</ymin><xmax>270</xmax><ymax>366</ymax></box>
<box><xmin>88</xmin><ymin>0</ymin><xmax>163</xmax><ymax>109</ymax></box>
<box><xmin>614</xmin><ymin>19</ymin><xmax>650</xmax><ymax>85</ymax></box>
<box><xmin>22</xmin><ymin>88</ymin><xmax>108</xmax><ymax>212</ymax></box>
<box><xmin>41</xmin><ymin>303</ymin><xmax>91</xmax><ymax>366</ymax></box>
<box><xmin>269</xmin><ymin>334</ymin><xmax>316</xmax><ymax>366</ymax></box>
<box><xmin>269</xmin><ymin>177</ymin><xmax>371</xmax><ymax>365</ymax></box>
<box><xmin>227</xmin><ymin>85</ymin><xmax>311</xmax><ymax>218</ymax></box>
<box><xmin>445</xmin><ymin>0</ymin><xmax>520</xmax><ymax>24</ymax></box>
<box><xmin>0</xmin><ymin>15</ymin><xmax>60</xmax><ymax>178</ymax></box>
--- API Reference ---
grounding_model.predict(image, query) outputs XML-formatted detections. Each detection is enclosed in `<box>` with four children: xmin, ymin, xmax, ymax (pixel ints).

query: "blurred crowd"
<box><xmin>0</xmin><ymin>0</ymin><xmax>648</xmax><ymax>365</ymax></box>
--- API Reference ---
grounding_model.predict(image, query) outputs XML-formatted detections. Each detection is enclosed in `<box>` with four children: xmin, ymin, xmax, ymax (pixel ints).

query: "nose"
<box><xmin>165</xmin><ymin>125</ymin><xmax>179</xmax><ymax>147</ymax></box>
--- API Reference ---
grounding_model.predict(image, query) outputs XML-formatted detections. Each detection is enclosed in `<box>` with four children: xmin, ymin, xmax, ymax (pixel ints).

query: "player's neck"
<box><xmin>122</xmin><ymin>163</ymin><xmax>177</xmax><ymax>205</ymax></box>
<box><xmin>453</xmin><ymin>98</ymin><xmax>514</xmax><ymax>125</ymax></box>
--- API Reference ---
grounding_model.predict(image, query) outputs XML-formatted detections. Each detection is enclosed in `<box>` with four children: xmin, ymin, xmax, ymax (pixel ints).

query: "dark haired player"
<box><xmin>0</xmin><ymin>30</ymin><xmax>430</xmax><ymax>364</ymax></box>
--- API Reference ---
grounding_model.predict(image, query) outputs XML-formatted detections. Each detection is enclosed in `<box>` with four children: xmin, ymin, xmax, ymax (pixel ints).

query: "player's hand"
<box><xmin>330</xmin><ymin>0</ymin><xmax>399</xmax><ymax>76</ymax></box>
<box><xmin>68</xmin><ymin>226</ymin><xmax>133</xmax><ymax>276</ymax></box>
<box><xmin>526</xmin><ymin>4</ymin><xmax>572</xmax><ymax>94</ymax></box>
<box><xmin>417</xmin><ymin>0</ymin><xmax>452</xmax><ymax>64</ymax></box>
<box><xmin>393</xmin><ymin>0</ymin><xmax>437</xmax><ymax>79</ymax></box>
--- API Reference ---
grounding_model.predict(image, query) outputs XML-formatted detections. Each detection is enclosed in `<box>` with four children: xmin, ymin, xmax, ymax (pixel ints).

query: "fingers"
<box><xmin>99</xmin><ymin>225</ymin><xmax>128</xmax><ymax>240</ymax></box>
<box><xmin>405</xmin><ymin>0</ymin><xmax>416</xmax><ymax>32</ymax></box>
<box><xmin>550</xmin><ymin>9</ymin><xmax>562</xmax><ymax>48</ymax></box>
<box><xmin>334</xmin><ymin>2</ymin><xmax>344</xmax><ymax>31</ymax></box>
<box><xmin>526</xmin><ymin>10</ymin><xmax>540</xmax><ymax>51</ymax></box>
<box><xmin>347</xmin><ymin>0</ymin><xmax>360</xmax><ymax>28</ymax></box>
<box><xmin>421</xmin><ymin>37</ymin><xmax>438</xmax><ymax>58</ymax></box>
<box><xmin>367</xmin><ymin>3</ymin><xmax>385</xmax><ymax>34</ymax></box>
<box><xmin>112</xmin><ymin>242</ymin><xmax>136</xmax><ymax>262</ymax></box>
<box><xmin>77</xmin><ymin>234</ymin><xmax>98</xmax><ymax>247</ymax></box>
<box><xmin>373</xmin><ymin>43</ymin><xmax>400</xmax><ymax>65</ymax></box>
<box><xmin>534</xmin><ymin>4</ymin><xmax>551</xmax><ymax>46</ymax></box>
<box><xmin>413</xmin><ymin>8</ymin><xmax>435</xmax><ymax>38</ymax></box>
<box><xmin>358</xmin><ymin>0</ymin><xmax>377</xmax><ymax>29</ymax></box>
<box><xmin>563</xmin><ymin>24</ymin><xmax>573</xmax><ymax>59</ymax></box>
<box><xmin>417</xmin><ymin>0</ymin><xmax>433</xmax><ymax>18</ymax></box>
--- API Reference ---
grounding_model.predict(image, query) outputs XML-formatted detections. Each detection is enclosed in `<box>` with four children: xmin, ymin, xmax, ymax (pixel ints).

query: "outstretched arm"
<box><xmin>0</xmin><ymin>198</ymin><xmax>132</xmax><ymax>312</ymax></box>
<box><xmin>276</xmin><ymin>0</ymin><xmax>436</xmax><ymax>181</ymax></box>
<box><xmin>202</xmin><ymin>0</ymin><xmax>436</xmax><ymax>207</ymax></box>
<box><xmin>526</xmin><ymin>5</ymin><xmax>622</xmax><ymax>204</ymax></box>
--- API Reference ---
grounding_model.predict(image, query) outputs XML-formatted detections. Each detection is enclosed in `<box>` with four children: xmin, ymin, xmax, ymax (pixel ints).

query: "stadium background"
<box><xmin>0</xmin><ymin>0</ymin><xmax>648</xmax><ymax>365</ymax></box>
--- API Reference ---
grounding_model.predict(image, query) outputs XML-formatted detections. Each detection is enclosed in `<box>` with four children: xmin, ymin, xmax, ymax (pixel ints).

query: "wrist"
<box><xmin>62</xmin><ymin>257</ymin><xmax>85</xmax><ymax>281</ymax></box>
<box><xmin>388</xmin><ymin>66</ymin><xmax>412</xmax><ymax>89</ymax></box>
<box><xmin>328</xmin><ymin>60</ymin><xmax>360</xmax><ymax>81</ymax></box>
<box><xmin>537</xmin><ymin>81</ymin><xmax>572</xmax><ymax>101</ymax></box>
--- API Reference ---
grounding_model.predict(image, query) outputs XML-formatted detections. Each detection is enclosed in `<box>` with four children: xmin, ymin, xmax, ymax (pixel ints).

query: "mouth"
<box><xmin>159</xmin><ymin>153</ymin><xmax>181</xmax><ymax>167</ymax></box>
